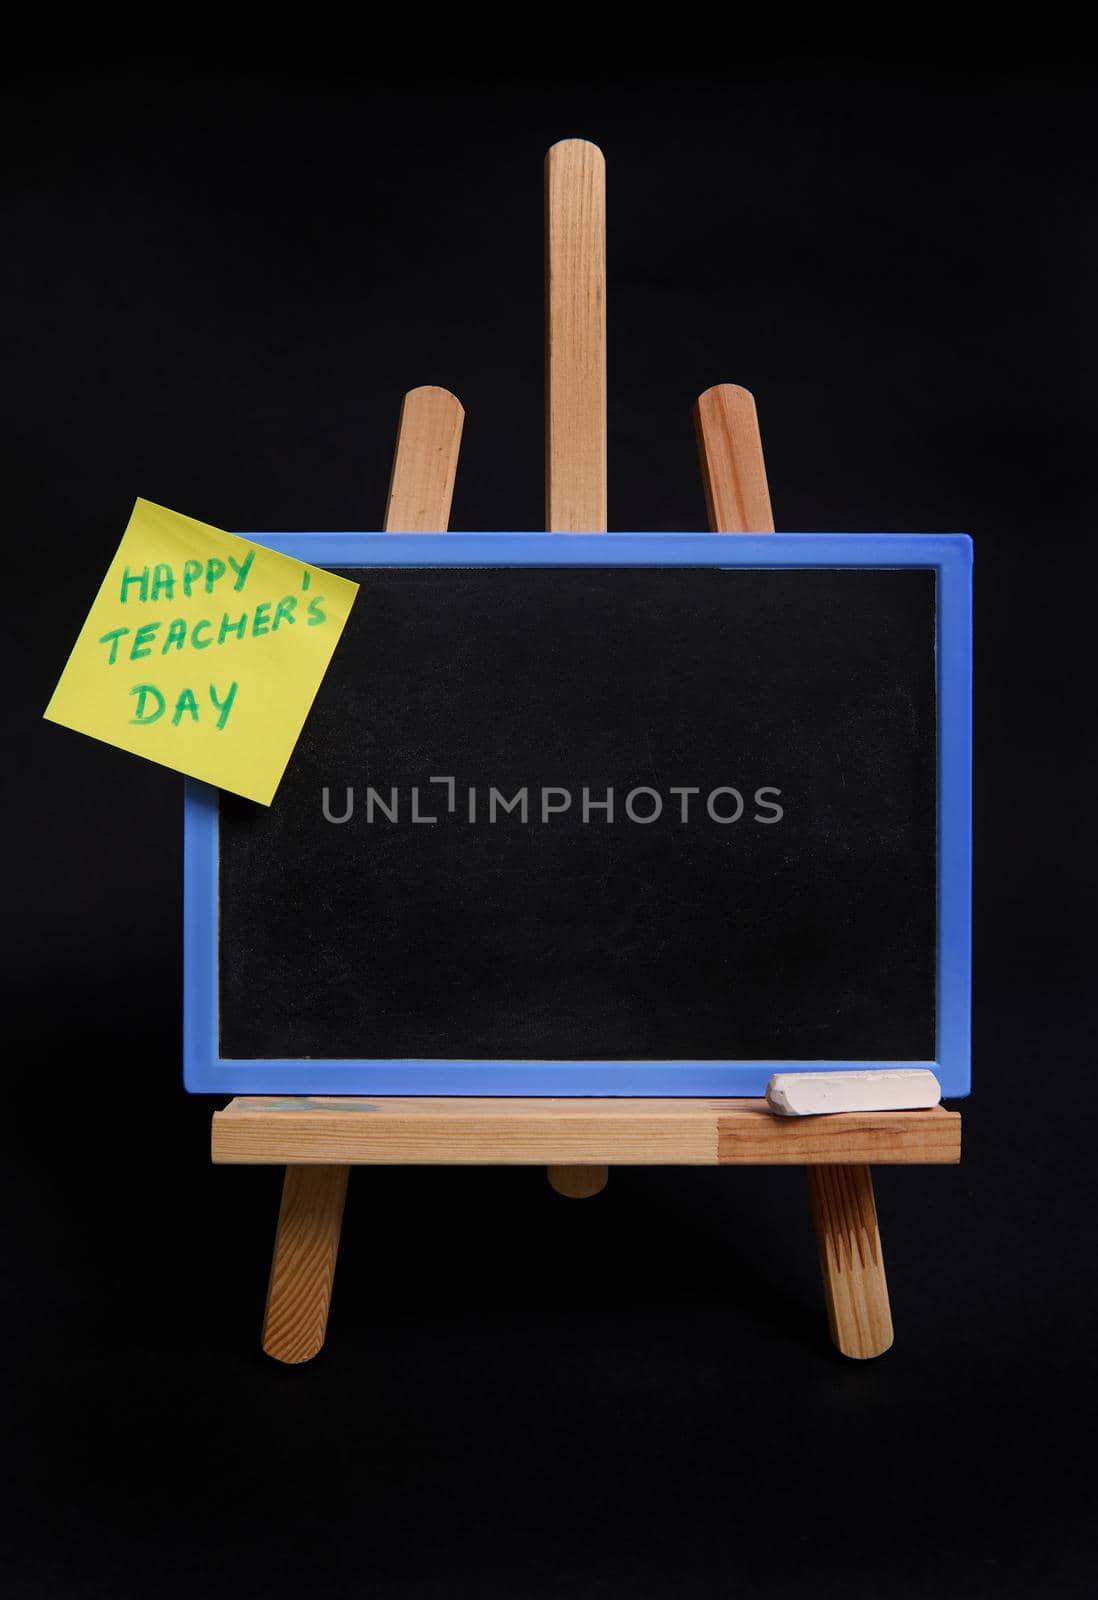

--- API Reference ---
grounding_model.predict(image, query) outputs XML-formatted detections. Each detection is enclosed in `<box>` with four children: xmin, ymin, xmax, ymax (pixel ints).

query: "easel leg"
<box><xmin>547</xmin><ymin>1164</ymin><xmax>608</xmax><ymax>1198</ymax></box>
<box><xmin>544</xmin><ymin>141</ymin><xmax>610</xmax><ymax>1206</ymax></box>
<box><xmin>807</xmin><ymin>1164</ymin><xmax>894</xmax><ymax>1359</ymax></box>
<box><xmin>262</xmin><ymin>1166</ymin><xmax>350</xmax><ymax>1364</ymax></box>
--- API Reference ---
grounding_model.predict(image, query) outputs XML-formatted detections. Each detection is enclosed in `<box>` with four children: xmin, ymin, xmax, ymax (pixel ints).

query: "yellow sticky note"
<box><xmin>44</xmin><ymin>499</ymin><xmax>359</xmax><ymax>805</ymax></box>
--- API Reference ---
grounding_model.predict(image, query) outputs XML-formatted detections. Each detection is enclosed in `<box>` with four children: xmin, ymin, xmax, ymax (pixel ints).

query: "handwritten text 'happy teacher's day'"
<box><xmin>44</xmin><ymin>500</ymin><xmax>358</xmax><ymax>805</ymax></box>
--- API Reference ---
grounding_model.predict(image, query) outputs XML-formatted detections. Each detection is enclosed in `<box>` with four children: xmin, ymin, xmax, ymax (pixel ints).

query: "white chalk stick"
<box><xmin>765</xmin><ymin>1068</ymin><xmax>941</xmax><ymax>1116</ymax></box>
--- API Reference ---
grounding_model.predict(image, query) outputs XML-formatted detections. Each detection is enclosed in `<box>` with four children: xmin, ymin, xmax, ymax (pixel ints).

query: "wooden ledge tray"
<box><xmin>211</xmin><ymin>1096</ymin><xmax>961</xmax><ymax>1167</ymax></box>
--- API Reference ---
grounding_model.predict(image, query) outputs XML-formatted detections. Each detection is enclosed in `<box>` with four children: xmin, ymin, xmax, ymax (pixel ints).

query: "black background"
<box><xmin>4</xmin><ymin>37</ymin><xmax>1094</xmax><ymax>1600</ymax></box>
<box><xmin>220</xmin><ymin>568</ymin><xmax>936</xmax><ymax>1064</ymax></box>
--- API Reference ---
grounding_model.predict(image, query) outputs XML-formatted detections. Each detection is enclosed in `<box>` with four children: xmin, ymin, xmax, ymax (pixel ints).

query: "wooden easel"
<box><xmin>210</xmin><ymin>140</ymin><xmax>962</xmax><ymax>1364</ymax></box>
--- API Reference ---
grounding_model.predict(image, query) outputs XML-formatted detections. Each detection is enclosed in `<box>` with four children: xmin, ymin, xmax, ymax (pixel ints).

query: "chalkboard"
<box><xmin>183</xmin><ymin>533</ymin><xmax>972</xmax><ymax>1096</ymax></box>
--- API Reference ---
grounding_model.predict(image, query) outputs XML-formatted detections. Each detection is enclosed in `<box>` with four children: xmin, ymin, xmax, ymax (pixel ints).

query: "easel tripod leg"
<box><xmin>262</xmin><ymin>1165</ymin><xmax>350</xmax><ymax>1364</ymax></box>
<box><xmin>807</xmin><ymin>1164</ymin><xmax>894</xmax><ymax>1359</ymax></box>
<box><xmin>543</xmin><ymin>140</ymin><xmax>610</xmax><ymax>1205</ymax></box>
<box><xmin>547</xmin><ymin>1164</ymin><xmax>608</xmax><ymax>1198</ymax></box>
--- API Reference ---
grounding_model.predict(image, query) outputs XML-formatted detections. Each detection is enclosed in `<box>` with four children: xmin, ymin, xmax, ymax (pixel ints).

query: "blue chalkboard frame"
<box><xmin>183</xmin><ymin>532</ymin><xmax>972</xmax><ymax>1097</ymax></box>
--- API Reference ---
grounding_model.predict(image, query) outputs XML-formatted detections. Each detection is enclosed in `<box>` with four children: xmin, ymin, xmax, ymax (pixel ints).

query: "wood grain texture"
<box><xmin>545</xmin><ymin>139</ymin><xmax>607</xmax><ymax>532</ymax></box>
<box><xmin>212</xmin><ymin>1097</ymin><xmax>961</xmax><ymax>1167</ymax></box>
<box><xmin>262</xmin><ymin>1165</ymin><xmax>349</xmax><ymax>1364</ymax></box>
<box><xmin>383</xmin><ymin>384</ymin><xmax>464</xmax><ymax>532</ymax></box>
<box><xmin>693</xmin><ymin>383</ymin><xmax>775</xmax><ymax>533</ymax></box>
<box><xmin>807</xmin><ymin>1164</ymin><xmax>893</xmax><ymax>1359</ymax></box>
<box><xmin>547</xmin><ymin>1164</ymin><xmax>609</xmax><ymax>1198</ymax></box>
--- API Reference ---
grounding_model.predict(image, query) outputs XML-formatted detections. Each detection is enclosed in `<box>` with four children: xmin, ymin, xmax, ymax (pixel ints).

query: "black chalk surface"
<box><xmin>219</xmin><ymin>568</ymin><xmax>935</xmax><ymax>1061</ymax></box>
